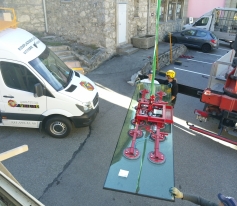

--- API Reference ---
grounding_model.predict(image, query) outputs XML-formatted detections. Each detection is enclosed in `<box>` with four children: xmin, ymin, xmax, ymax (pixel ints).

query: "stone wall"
<box><xmin>45</xmin><ymin>0</ymin><xmax>140</xmax><ymax>51</ymax></box>
<box><xmin>127</xmin><ymin>0</ymin><xmax>140</xmax><ymax>44</ymax></box>
<box><xmin>46</xmin><ymin>1</ymin><xmax>107</xmax><ymax>48</ymax></box>
<box><xmin>1</xmin><ymin>0</ymin><xmax>188</xmax><ymax>52</ymax></box>
<box><xmin>158</xmin><ymin>43</ymin><xmax>187</xmax><ymax>69</ymax></box>
<box><xmin>1</xmin><ymin>0</ymin><xmax>45</xmax><ymax>32</ymax></box>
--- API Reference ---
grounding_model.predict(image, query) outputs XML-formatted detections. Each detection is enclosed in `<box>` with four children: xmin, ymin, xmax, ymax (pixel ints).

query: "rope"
<box><xmin>151</xmin><ymin>0</ymin><xmax>161</xmax><ymax>95</ymax></box>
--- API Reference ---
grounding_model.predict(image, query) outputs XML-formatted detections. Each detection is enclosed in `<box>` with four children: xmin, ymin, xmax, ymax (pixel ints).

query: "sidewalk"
<box><xmin>89</xmin><ymin>42</ymin><xmax>187</xmax><ymax>79</ymax></box>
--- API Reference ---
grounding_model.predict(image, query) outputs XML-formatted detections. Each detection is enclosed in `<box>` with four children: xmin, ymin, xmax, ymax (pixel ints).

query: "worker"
<box><xmin>139</xmin><ymin>70</ymin><xmax>159</xmax><ymax>84</ymax></box>
<box><xmin>158</xmin><ymin>70</ymin><xmax>178</xmax><ymax>107</ymax></box>
<box><xmin>127</xmin><ymin>70</ymin><xmax>160</xmax><ymax>86</ymax></box>
<box><xmin>170</xmin><ymin>187</ymin><xmax>237</xmax><ymax>206</ymax></box>
<box><xmin>234</xmin><ymin>13</ymin><xmax>237</xmax><ymax>21</ymax></box>
<box><xmin>232</xmin><ymin>33</ymin><xmax>237</xmax><ymax>57</ymax></box>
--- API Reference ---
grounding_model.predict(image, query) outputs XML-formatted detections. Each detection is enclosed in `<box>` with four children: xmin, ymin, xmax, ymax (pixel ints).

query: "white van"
<box><xmin>183</xmin><ymin>7</ymin><xmax>237</xmax><ymax>48</ymax></box>
<box><xmin>0</xmin><ymin>8</ymin><xmax>99</xmax><ymax>138</ymax></box>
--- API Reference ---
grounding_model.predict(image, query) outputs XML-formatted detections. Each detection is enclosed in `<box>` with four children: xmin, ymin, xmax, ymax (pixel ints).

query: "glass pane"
<box><xmin>1</xmin><ymin>62</ymin><xmax>39</xmax><ymax>92</ymax></box>
<box><xmin>29</xmin><ymin>47</ymin><xmax>73</xmax><ymax>91</ymax></box>
<box><xmin>104</xmin><ymin>83</ymin><xmax>175</xmax><ymax>201</ymax></box>
<box><xmin>168</xmin><ymin>3</ymin><xmax>174</xmax><ymax>20</ymax></box>
<box><xmin>168</xmin><ymin>1</ymin><xmax>176</xmax><ymax>21</ymax></box>
<box><xmin>196</xmin><ymin>30</ymin><xmax>207</xmax><ymax>37</ymax></box>
<box><xmin>196</xmin><ymin>17</ymin><xmax>208</xmax><ymax>26</ymax></box>
<box><xmin>183</xmin><ymin>29</ymin><xmax>196</xmax><ymax>36</ymax></box>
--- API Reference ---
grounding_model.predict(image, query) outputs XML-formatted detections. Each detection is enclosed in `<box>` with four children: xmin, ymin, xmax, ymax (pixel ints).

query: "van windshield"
<box><xmin>29</xmin><ymin>47</ymin><xmax>73</xmax><ymax>91</ymax></box>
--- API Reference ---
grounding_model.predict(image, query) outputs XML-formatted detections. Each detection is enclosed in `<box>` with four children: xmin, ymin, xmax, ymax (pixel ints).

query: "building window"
<box><xmin>167</xmin><ymin>0</ymin><xmax>175</xmax><ymax>20</ymax></box>
<box><xmin>159</xmin><ymin>0</ymin><xmax>165</xmax><ymax>21</ymax></box>
<box><xmin>176</xmin><ymin>0</ymin><xmax>183</xmax><ymax>19</ymax></box>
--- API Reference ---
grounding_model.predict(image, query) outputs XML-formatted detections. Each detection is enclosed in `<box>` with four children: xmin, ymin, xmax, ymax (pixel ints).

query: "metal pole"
<box><xmin>42</xmin><ymin>0</ymin><xmax>48</xmax><ymax>33</ymax></box>
<box><xmin>147</xmin><ymin>0</ymin><xmax>150</xmax><ymax>34</ymax></box>
<box><xmin>169</xmin><ymin>33</ymin><xmax>173</xmax><ymax>63</ymax></box>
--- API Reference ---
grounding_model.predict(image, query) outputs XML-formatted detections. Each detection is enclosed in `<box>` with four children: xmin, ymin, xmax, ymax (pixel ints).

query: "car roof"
<box><xmin>183</xmin><ymin>28</ymin><xmax>211</xmax><ymax>32</ymax></box>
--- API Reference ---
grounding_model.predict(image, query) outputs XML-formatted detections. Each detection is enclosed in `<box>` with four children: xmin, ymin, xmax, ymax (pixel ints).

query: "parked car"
<box><xmin>164</xmin><ymin>28</ymin><xmax>219</xmax><ymax>53</ymax></box>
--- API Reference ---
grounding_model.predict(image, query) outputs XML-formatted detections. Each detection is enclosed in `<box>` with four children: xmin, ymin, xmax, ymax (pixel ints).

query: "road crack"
<box><xmin>38</xmin><ymin>126</ymin><xmax>92</xmax><ymax>201</ymax></box>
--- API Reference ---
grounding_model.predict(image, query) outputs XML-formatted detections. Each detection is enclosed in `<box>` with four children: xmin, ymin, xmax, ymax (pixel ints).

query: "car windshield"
<box><xmin>29</xmin><ymin>47</ymin><xmax>73</xmax><ymax>91</ymax></box>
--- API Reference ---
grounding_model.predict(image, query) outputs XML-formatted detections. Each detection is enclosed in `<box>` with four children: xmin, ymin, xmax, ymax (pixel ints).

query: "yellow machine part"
<box><xmin>71</xmin><ymin>67</ymin><xmax>85</xmax><ymax>75</ymax></box>
<box><xmin>0</xmin><ymin>7</ymin><xmax>18</xmax><ymax>32</ymax></box>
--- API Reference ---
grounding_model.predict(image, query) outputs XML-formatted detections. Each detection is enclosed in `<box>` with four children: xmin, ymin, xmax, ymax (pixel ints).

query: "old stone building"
<box><xmin>1</xmin><ymin>0</ymin><xmax>189</xmax><ymax>53</ymax></box>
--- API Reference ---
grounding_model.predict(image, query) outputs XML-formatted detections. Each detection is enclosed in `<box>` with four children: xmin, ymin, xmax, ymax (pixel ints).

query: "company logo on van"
<box><xmin>80</xmin><ymin>81</ymin><xmax>94</xmax><ymax>91</ymax></box>
<box><xmin>8</xmin><ymin>100</ymin><xmax>17</xmax><ymax>107</ymax></box>
<box><xmin>8</xmin><ymin>100</ymin><xmax>40</xmax><ymax>108</ymax></box>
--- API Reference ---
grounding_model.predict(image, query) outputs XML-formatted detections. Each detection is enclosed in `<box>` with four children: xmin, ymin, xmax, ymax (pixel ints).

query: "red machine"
<box><xmin>185</xmin><ymin>50</ymin><xmax>237</xmax><ymax>145</ymax></box>
<box><xmin>123</xmin><ymin>89</ymin><xmax>173</xmax><ymax>164</ymax></box>
<box><xmin>201</xmin><ymin>65</ymin><xmax>237</xmax><ymax>112</ymax></box>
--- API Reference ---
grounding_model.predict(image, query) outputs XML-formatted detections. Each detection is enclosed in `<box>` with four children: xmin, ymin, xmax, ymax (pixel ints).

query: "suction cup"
<box><xmin>148</xmin><ymin>151</ymin><xmax>165</xmax><ymax>164</ymax></box>
<box><xmin>123</xmin><ymin>148</ymin><xmax>140</xmax><ymax>160</ymax></box>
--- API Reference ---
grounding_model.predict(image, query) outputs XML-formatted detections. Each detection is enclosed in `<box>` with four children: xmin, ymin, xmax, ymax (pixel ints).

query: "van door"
<box><xmin>0</xmin><ymin>61</ymin><xmax>47</xmax><ymax>128</ymax></box>
<box><xmin>193</xmin><ymin>16</ymin><xmax>212</xmax><ymax>30</ymax></box>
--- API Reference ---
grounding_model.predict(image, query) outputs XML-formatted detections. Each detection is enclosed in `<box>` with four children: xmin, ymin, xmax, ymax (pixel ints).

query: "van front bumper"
<box><xmin>71</xmin><ymin>106</ymin><xmax>99</xmax><ymax>128</ymax></box>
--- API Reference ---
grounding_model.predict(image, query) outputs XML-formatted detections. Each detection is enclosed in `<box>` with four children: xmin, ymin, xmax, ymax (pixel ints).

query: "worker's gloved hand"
<box><xmin>135</xmin><ymin>78</ymin><xmax>140</xmax><ymax>84</ymax></box>
<box><xmin>169</xmin><ymin>187</ymin><xmax>183</xmax><ymax>199</ymax></box>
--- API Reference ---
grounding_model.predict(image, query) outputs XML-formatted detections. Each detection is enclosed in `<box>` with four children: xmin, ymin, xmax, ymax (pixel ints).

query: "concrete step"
<box><xmin>59</xmin><ymin>55</ymin><xmax>75</xmax><ymax>61</ymax></box>
<box><xmin>64</xmin><ymin>60</ymin><xmax>81</xmax><ymax>68</ymax></box>
<box><xmin>119</xmin><ymin>47</ymin><xmax>139</xmax><ymax>55</ymax></box>
<box><xmin>48</xmin><ymin>45</ymin><xmax>84</xmax><ymax>74</ymax></box>
<box><xmin>49</xmin><ymin>45</ymin><xmax>71</xmax><ymax>52</ymax></box>
<box><xmin>116</xmin><ymin>43</ymin><xmax>133</xmax><ymax>54</ymax></box>
<box><xmin>64</xmin><ymin>61</ymin><xmax>84</xmax><ymax>74</ymax></box>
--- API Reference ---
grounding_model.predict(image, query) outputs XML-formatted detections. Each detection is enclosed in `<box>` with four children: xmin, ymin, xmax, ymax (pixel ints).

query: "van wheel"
<box><xmin>45</xmin><ymin>116</ymin><xmax>72</xmax><ymax>138</ymax></box>
<box><xmin>201</xmin><ymin>44</ymin><xmax>211</xmax><ymax>53</ymax></box>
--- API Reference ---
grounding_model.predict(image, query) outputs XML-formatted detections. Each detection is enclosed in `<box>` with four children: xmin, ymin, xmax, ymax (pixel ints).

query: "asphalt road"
<box><xmin>0</xmin><ymin>42</ymin><xmax>237</xmax><ymax>206</ymax></box>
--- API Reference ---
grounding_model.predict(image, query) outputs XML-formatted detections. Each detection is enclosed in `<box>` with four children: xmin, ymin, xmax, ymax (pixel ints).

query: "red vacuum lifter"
<box><xmin>123</xmin><ymin>89</ymin><xmax>173</xmax><ymax>164</ymax></box>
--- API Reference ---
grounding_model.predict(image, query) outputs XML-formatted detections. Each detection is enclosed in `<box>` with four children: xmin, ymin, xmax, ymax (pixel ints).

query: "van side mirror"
<box><xmin>181</xmin><ymin>33</ymin><xmax>184</xmax><ymax>36</ymax></box>
<box><xmin>34</xmin><ymin>83</ymin><xmax>43</xmax><ymax>97</ymax></box>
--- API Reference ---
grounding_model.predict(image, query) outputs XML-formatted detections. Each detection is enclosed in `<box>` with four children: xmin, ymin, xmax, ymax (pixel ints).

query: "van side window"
<box><xmin>0</xmin><ymin>62</ymin><xmax>40</xmax><ymax>93</ymax></box>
